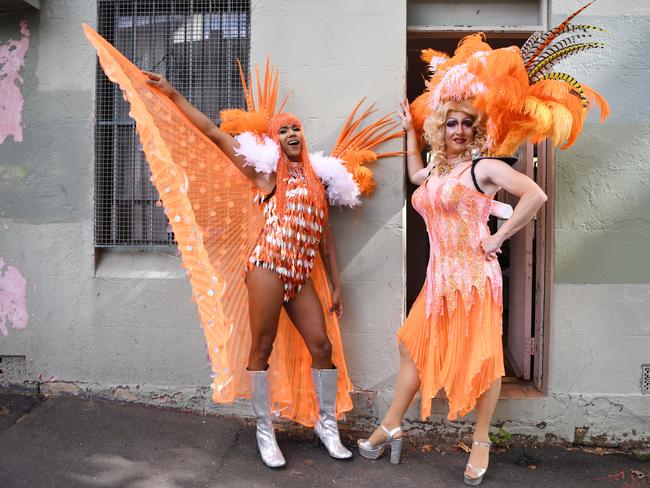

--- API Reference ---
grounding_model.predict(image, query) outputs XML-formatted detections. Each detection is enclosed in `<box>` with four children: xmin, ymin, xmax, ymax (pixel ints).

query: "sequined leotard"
<box><xmin>248</xmin><ymin>160</ymin><xmax>326</xmax><ymax>302</ymax></box>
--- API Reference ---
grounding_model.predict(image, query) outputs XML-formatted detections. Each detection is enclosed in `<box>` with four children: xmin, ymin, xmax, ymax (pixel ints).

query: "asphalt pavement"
<box><xmin>0</xmin><ymin>391</ymin><xmax>648</xmax><ymax>487</ymax></box>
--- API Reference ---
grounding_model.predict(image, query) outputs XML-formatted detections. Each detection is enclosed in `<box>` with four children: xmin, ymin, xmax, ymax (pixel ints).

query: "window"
<box><xmin>95</xmin><ymin>0</ymin><xmax>250</xmax><ymax>246</ymax></box>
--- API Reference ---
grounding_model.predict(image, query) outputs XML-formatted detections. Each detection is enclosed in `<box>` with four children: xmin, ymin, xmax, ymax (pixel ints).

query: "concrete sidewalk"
<box><xmin>0</xmin><ymin>392</ymin><xmax>647</xmax><ymax>488</ymax></box>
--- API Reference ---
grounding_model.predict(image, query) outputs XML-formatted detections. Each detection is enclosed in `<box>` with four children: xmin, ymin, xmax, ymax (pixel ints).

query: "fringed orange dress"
<box><xmin>398</xmin><ymin>175</ymin><xmax>504</xmax><ymax>421</ymax></box>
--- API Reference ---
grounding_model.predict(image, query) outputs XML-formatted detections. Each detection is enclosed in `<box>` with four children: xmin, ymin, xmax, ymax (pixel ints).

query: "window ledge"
<box><xmin>94</xmin><ymin>248</ymin><xmax>186</xmax><ymax>280</ymax></box>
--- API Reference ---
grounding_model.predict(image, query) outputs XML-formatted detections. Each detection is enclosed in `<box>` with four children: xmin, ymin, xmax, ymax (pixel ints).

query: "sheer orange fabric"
<box><xmin>83</xmin><ymin>25</ymin><xmax>352</xmax><ymax>427</ymax></box>
<box><xmin>398</xmin><ymin>177</ymin><xmax>504</xmax><ymax>420</ymax></box>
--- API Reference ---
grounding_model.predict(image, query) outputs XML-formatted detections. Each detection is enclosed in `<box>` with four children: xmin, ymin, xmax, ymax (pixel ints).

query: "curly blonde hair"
<box><xmin>422</xmin><ymin>99</ymin><xmax>487</xmax><ymax>171</ymax></box>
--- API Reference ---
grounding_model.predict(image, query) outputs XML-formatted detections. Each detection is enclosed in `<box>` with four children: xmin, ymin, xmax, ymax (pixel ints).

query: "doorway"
<box><xmin>406</xmin><ymin>31</ymin><xmax>553</xmax><ymax>392</ymax></box>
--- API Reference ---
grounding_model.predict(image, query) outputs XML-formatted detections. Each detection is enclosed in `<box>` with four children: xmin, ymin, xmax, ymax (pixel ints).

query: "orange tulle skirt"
<box><xmin>397</xmin><ymin>280</ymin><xmax>504</xmax><ymax>421</ymax></box>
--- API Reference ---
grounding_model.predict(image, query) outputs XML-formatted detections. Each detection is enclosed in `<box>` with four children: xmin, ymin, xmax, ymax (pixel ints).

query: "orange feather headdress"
<box><xmin>220</xmin><ymin>59</ymin><xmax>402</xmax><ymax>201</ymax></box>
<box><xmin>411</xmin><ymin>1</ymin><xmax>610</xmax><ymax>156</ymax></box>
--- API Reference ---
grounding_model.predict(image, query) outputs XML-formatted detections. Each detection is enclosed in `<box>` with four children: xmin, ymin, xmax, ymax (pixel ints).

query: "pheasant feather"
<box><xmin>521</xmin><ymin>31</ymin><xmax>543</xmax><ymax>60</ymax></box>
<box><xmin>525</xmin><ymin>1</ymin><xmax>596</xmax><ymax>68</ymax></box>
<box><xmin>535</xmin><ymin>72</ymin><xmax>588</xmax><ymax>109</ymax></box>
<box><xmin>529</xmin><ymin>42</ymin><xmax>605</xmax><ymax>79</ymax></box>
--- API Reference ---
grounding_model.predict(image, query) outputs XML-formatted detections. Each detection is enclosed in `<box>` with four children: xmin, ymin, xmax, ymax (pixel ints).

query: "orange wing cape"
<box><xmin>83</xmin><ymin>24</ymin><xmax>354</xmax><ymax>426</ymax></box>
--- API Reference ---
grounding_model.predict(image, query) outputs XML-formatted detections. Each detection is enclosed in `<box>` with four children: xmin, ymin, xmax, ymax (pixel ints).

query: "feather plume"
<box><xmin>535</xmin><ymin>72</ymin><xmax>588</xmax><ymax>109</ymax></box>
<box><xmin>421</xmin><ymin>48</ymin><xmax>449</xmax><ymax>64</ymax></box>
<box><xmin>545</xmin><ymin>101</ymin><xmax>574</xmax><ymax>146</ymax></box>
<box><xmin>581</xmin><ymin>83</ymin><xmax>610</xmax><ymax>121</ymax></box>
<box><xmin>525</xmin><ymin>1</ymin><xmax>596</xmax><ymax>68</ymax></box>
<box><xmin>309</xmin><ymin>151</ymin><xmax>361</xmax><ymax>207</ymax></box>
<box><xmin>521</xmin><ymin>31</ymin><xmax>543</xmax><ymax>61</ymax></box>
<box><xmin>561</xmin><ymin>24</ymin><xmax>606</xmax><ymax>35</ymax></box>
<box><xmin>410</xmin><ymin>91</ymin><xmax>431</xmax><ymax>148</ymax></box>
<box><xmin>233</xmin><ymin>131</ymin><xmax>279</xmax><ymax>174</ymax></box>
<box><xmin>429</xmin><ymin>64</ymin><xmax>484</xmax><ymax>109</ymax></box>
<box><xmin>329</xmin><ymin>99</ymin><xmax>402</xmax><ymax>197</ymax></box>
<box><xmin>353</xmin><ymin>166</ymin><xmax>377</xmax><ymax>196</ymax></box>
<box><xmin>219</xmin><ymin>57</ymin><xmax>285</xmax><ymax>135</ymax></box>
<box><xmin>523</xmin><ymin>25</ymin><xmax>605</xmax><ymax>64</ymax></box>
<box><xmin>421</xmin><ymin>48</ymin><xmax>449</xmax><ymax>73</ymax></box>
<box><xmin>340</xmin><ymin>149</ymin><xmax>377</xmax><ymax>166</ymax></box>
<box><xmin>528</xmin><ymin>42</ymin><xmax>605</xmax><ymax>79</ymax></box>
<box><xmin>220</xmin><ymin>109</ymin><xmax>269</xmax><ymax>136</ymax></box>
<box><xmin>528</xmin><ymin>34</ymin><xmax>600</xmax><ymax>65</ymax></box>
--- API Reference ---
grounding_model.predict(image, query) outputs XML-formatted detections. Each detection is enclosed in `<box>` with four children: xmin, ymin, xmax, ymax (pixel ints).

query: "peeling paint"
<box><xmin>0</xmin><ymin>257</ymin><xmax>29</xmax><ymax>336</ymax></box>
<box><xmin>0</xmin><ymin>21</ymin><xmax>30</xmax><ymax>144</ymax></box>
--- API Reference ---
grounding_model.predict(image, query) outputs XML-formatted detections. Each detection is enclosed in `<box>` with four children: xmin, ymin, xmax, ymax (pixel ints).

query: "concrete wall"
<box><xmin>0</xmin><ymin>0</ymin><xmax>407</xmax><ymax>412</ymax></box>
<box><xmin>1</xmin><ymin>0</ymin><xmax>648</xmax><ymax>447</ymax></box>
<box><xmin>0</xmin><ymin>2</ymin><xmax>228</xmax><ymax>409</ymax></box>
<box><xmin>248</xmin><ymin>0</ymin><xmax>406</xmax><ymax>391</ymax></box>
<box><xmin>546</xmin><ymin>0</ymin><xmax>650</xmax><ymax>445</ymax></box>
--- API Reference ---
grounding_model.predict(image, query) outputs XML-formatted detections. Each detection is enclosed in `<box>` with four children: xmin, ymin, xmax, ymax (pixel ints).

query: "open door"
<box><xmin>406</xmin><ymin>31</ymin><xmax>553</xmax><ymax>392</ymax></box>
<box><xmin>502</xmin><ymin>141</ymin><xmax>553</xmax><ymax>388</ymax></box>
<box><xmin>504</xmin><ymin>144</ymin><xmax>535</xmax><ymax>380</ymax></box>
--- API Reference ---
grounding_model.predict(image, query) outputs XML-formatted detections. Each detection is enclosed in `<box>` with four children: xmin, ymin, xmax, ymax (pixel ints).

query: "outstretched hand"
<box><xmin>144</xmin><ymin>71</ymin><xmax>176</xmax><ymax>98</ymax></box>
<box><xmin>398</xmin><ymin>99</ymin><xmax>414</xmax><ymax>131</ymax></box>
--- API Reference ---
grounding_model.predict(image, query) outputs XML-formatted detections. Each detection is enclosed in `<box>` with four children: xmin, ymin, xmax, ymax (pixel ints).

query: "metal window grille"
<box><xmin>642</xmin><ymin>364</ymin><xmax>650</xmax><ymax>394</ymax></box>
<box><xmin>95</xmin><ymin>0</ymin><xmax>250</xmax><ymax>247</ymax></box>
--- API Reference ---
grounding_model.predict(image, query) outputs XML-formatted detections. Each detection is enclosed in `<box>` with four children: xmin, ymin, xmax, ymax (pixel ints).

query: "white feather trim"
<box><xmin>234</xmin><ymin>131</ymin><xmax>279</xmax><ymax>174</ymax></box>
<box><xmin>309</xmin><ymin>151</ymin><xmax>361</xmax><ymax>207</ymax></box>
<box><xmin>428</xmin><ymin>55</ymin><xmax>448</xmax><ymax>73</ymax></box>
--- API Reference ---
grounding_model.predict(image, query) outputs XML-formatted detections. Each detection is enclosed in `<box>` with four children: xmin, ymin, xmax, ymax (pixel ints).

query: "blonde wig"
<box><xmin>422</xmin><ymin>99</ymin><xmax>487</xmax><ymax>171</ymax></box>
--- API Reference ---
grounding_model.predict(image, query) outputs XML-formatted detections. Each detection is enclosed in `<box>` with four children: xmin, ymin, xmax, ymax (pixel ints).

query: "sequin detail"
<box><xmin>248</xmin><ymin>161</ymin><xmax>326</xmax><ymax>301</ymax></box>
<box><xmin>411</xmin><ymin>177</ymin><xmax>502</xmax><ymax>318</ymax></box>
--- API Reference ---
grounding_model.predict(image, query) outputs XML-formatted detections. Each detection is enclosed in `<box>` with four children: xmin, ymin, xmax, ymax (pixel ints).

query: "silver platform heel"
<box><xmin>311</xmin><ymin>368</ymin><xmax>353</xmax><ymax>459</ymax></box>
<box><xmin>249</xmin><ymin>370</ymin><xmax>286</xmax><ymax>468</ymax></box>
<box><xmin>357</xmin><ymin>425</ymin><xmax>404</xmax><ymax>464</ymax></box>
<box><xmin>463</xmin><ymin>439</ymin><xmax>492</xmax><ymax>485</ymax></box>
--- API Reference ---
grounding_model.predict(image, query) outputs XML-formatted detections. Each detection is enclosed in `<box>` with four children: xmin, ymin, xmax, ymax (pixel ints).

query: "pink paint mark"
<box><xmin>0</xmin><ymin>257</ymin><xmax>29</xmax><ymax>336</ymax></box>
<box><xmin>0</xmin><ymin>21</ymin><xmax>30</xmax><ymax>144</ymax></box>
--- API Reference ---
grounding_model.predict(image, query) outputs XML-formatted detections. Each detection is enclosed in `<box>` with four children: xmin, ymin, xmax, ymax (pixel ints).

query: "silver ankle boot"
<box><xmin>249</xmin><ymin>370</ymin><xmax>286</xmax><ymax>468</ymax></box>
<box><xmin>311</xmin><ymin>368</ymin><xmax>353</xmax><ymax>459</ymax></box>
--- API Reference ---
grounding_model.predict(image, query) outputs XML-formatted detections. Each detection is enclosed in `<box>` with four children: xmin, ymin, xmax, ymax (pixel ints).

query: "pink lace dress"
<box><xmin>397</xmin><ymin>174</ymin><xmax>505</xmax><ymax>420</ymax></box>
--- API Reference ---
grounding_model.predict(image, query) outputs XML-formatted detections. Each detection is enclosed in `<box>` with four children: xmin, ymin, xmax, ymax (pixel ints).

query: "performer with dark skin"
<box><xmin>145</xmin><ymin>71</ymin><xmax>351</xmax><ymax>468</ymax></box>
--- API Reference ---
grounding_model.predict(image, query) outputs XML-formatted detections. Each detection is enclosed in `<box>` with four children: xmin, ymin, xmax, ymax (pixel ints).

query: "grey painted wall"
<box><xmin>0</xmin><ymin>0</ymin><xmax>648</xmax><ymax>446</ymax></box>
<box><xmin>545</xmin><ymin>0</ymin><xmax>650</xmax><ymax>445</ymax></box>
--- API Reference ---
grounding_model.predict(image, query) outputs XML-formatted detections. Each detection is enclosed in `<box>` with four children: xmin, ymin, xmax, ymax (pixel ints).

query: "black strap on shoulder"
<box><xmin>473</xmin><ymin>155</ymin><xmax>518</xmax><ymax>166</ymax></box>
<box><xmin>470</xmin><ymin>159</ymin><xmax>484</xmax><ymax>194</ymax></box>
<box><xmin>470</xmin><ymin>155</ymin><xmax>519</xmax><ymax>194</ymax></box>
<box><xmin>261</xmin><ymin>186</ymin><xmax>276</xmax><ymax>203</ymax></box>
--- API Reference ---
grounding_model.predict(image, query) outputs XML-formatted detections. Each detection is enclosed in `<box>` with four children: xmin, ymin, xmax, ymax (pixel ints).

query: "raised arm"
<box><xmin>475</xmin><ymin>158</ymin><xmax>547</xmax><ymax>257</ymax></box>
<box><xmin>144</xmin><ymin>72</ymin><xmax>273</xmax><ymax>191</ymax></box>
<box><xmin>398</xmin><ymin>99</ymin><xmax>429</xmax><ymax>186</ymax></box>
<box><xmin>318</xmin><ymin>224</ymin><xmax>344</xmax><ymax>319</ymax></box>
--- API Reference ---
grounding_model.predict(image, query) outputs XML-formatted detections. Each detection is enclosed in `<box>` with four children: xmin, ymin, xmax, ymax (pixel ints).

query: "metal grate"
<box><xmin>642</xmin><ymin>364</ymin><xmax>650</xmax><ymax>394</ymax></box>
<box><xmin>95</xmin><ymin>0</ymin><xmax>250</xmax><ymax>247</ymax></box>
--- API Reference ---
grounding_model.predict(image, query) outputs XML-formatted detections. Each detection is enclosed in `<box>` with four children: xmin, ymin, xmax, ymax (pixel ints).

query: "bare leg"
<box><xmin>285</xmin><ymin>279</ymin><xmax>352</xmax><ymax>459</ymax></box>
<box><xmin>283</xmin><ymin>278</ymin><xmax>333</xmax><ymax>369</ymax></box>
<box><xmin>246</xmin><ymin>267</ymin><xmax>285</xmax><ymax>371</ymax></box>
<box><xmin>367</xmin><ymin>341</ymin><xmax>420</xmax><ymax>445</ymax></box>
<box><xmin>245</xmin><ymin>267</ymin><xmax>288</xmax><ymax>468</ymax></box>
<box><xmin>465</xmin><ymin>377</ymin><xmax>501</xmax><ymax>479</ymax></box>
